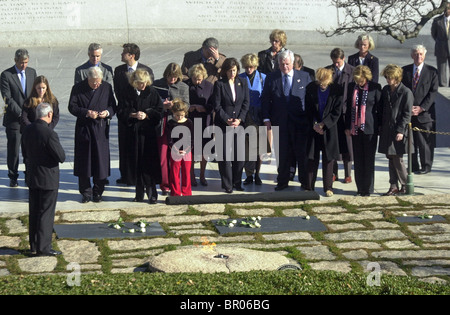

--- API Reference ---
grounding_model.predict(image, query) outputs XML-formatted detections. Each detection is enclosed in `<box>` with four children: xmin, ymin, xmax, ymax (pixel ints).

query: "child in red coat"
<box><xmin>167</xmin><ymin>99</ymin><xmax>194</xmax><ymax>196</ymax></box>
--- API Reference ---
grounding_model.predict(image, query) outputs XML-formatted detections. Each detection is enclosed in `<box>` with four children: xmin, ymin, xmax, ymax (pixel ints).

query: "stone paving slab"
<box><xmin>0</xmin><ymin>194</ymin><xmax>449</xmax><ymax>286</ymax></box>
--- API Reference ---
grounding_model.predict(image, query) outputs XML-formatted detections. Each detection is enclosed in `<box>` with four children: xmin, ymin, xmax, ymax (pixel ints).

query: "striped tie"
<box><xmin>413</xmin><ymin>68</ymin><xmax>420</xmax><ymax>93</ymax></box>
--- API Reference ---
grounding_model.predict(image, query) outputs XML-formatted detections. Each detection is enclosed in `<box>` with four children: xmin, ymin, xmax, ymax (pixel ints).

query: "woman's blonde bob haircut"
<box><xmin>188</xmin><ymin>63</ymin><xmax>208</xmax><ymax>80</ymax></box>
<box><xmin>240</xmin><ymin>53</ymin><xmax>259</xmax><ymax>69</ymax></box>
<box><xmin>354</xmin><ymin>34</ymin><xmax>375</xmax><ymax>51</ymax></box>
<box><xmin>315</xmin><ymin>67</ymin><xmax>334</xmax><ymax>87</ymax></box>
<box><xmin>381</xmin><ymin>64</ymin><xmax>403</xmax><ymax>84</ymax></box>
<box><xmin>353</xmin><ymin>65</ymin><xmax>373</xmax><ymax>83</ymax></box>
<box><xmin>129</xmin><ymin>69</ymin><xmax>152</xmax><ymax>88</ymax></box>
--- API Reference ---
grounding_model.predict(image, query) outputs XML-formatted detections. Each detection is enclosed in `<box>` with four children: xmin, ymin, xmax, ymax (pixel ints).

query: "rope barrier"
<box><xmin>412</xmin><ymin>127</ymin><xmax>450</xmax><ymax>136</ymax></box>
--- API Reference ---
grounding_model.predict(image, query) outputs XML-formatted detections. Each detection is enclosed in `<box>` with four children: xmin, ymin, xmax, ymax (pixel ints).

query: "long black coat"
<box><xmin>305</xmin><ymin>82</ymin><xmax>343</xmax><ymax>161</ymax></box>
<box><xmin>378</xmin><ymin>83</ymin><xmax>413</xmax><ymax>156</ymax></box>
<box><xmin>68</xmin><ymin>80</ymin><xmax>116</xmax><ymax>179</ymax></box>
<box><xmin>119</xmin><ymin>85</ymin><xmax>164</xmax><ymax>183</ymax></box>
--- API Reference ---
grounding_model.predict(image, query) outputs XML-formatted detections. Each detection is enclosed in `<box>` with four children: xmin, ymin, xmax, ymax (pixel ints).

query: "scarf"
<box><xmin>351</xmin><ymin>83</ymin><xmax>369</xmax><ymax>135</ymax></box>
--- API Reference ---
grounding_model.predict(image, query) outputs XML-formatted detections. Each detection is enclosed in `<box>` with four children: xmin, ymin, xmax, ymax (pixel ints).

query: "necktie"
<box><xmin>283</xmin><ymin>74</ymin><xmax>291</xmax><ymax>97</ymax></box>
<box><xmin>128</xmin><ymin>67</ymin><xmax>134</xmax><ymax>73</ymax></box>
<box><xmin>20</xmin><ymin>71</ymin><xmax>26</xmax><ymax>94</ymax></box>
<box><xmin>413</xmin><ymin>68</ymin><xmax>420</xmax><ymax>93</ymax></box>
<box><xmin>447</xmin><ymin>19</ymin><xmax>450</xmax><ymax>36</ymax></box>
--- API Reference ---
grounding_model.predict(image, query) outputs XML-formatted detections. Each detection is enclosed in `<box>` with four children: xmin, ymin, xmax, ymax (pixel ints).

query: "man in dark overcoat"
<box><xmin>68</xmin><ymin>67</ymin><xmax>116</xmax><ymax>203</ymax></box>
<box><xmin>22</xmin><ymin>103</ymin><xmax>65</xmax><ymax>256</ymax></box>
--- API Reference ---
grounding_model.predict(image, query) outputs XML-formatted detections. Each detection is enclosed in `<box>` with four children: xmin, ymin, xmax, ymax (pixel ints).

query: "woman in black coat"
<box><xmin>185</xmin><ymin>63</ymin><xmax>214</xmax><ymax>186</ymax></box>
<box><xmin>378</xmin><ymin>64</ymin><xmax>414</xmax><ymax>196</ymax></box>
<box><xmin>305</xmin><ymin>68</ymin><xmax>343</xmax><ymax>197</ymax></box>
<box><xmin>213</xmin><ymin>57</ymin><xmax>250</xmax><ymax>193</ymax></box>
<box><xmin>119</xmin><ymin>69</ymin><xmax>164</xmax><ymax>204</ymax></box>
<box><xmin>345</xmin><ymin>65</ymin><xmax>382</xmax><ymax>196</ymax></box>
<box><xmin>347</xmin><ymin>34</ymin><xmax>380</xmax><ymax>83</ymax></box>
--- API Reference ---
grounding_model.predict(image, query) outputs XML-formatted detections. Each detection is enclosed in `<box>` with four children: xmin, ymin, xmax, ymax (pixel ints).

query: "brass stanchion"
<box><xmin>406</xmin><ymin>122</ymin><xmax>415</xmax><ymax>195</ymax></box>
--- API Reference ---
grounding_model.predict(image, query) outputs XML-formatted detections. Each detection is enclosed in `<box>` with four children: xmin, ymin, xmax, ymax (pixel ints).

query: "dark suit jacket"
<box><xmin>22</xmin><ymin>119</ymin><xmax>65</xmax><ymax>190</ymax></box>
<box><xmin>257</xmin><ymin>47</ymin><xmax>286</xmax><ymax>75</ymax></box>
<box><xmin>401</xmin><ymin>63</ymin><xmax>439</xmax><ymax>124</ymax></box>
<box><xmin>261</xmin><ymin>69</ymin><xmax>312</xmax><ymax>129</ymax></box>
<box><xmin>75</xmin><ymin>61</ymin><xmax>114</xmax><ymax>86</ymax></box>
<box><xmin>113</xmin><ymin>63</ymin><xmax>154</xmax><ymax>111</ymax></box>
<box><xmin>212</xmin><ymin>76</ymin><xmax>250</xmax><ymax>130</ymax></box>
<box><xmin>1</xmin><ymin>66</ymin><xmax>37</xmax><ymax>128</ymax></box>
<box><xmin>345</xmin><ymin>81</ymin><xmax>382</xmax><ymax>135</ymax></box>
<box><xmin>431</xmin><ymin>14</ymin><xmax>450</xmax><ymax>58</ymax></box>
<box><xmin>347</xmin><ymin>52</ymin><xmax>379</xmax><ymax>83</ymax></box>
<box><xmin>305</xmin><ymin>82</ymin><xmax>343</xmax><ymax>161</ymax></box>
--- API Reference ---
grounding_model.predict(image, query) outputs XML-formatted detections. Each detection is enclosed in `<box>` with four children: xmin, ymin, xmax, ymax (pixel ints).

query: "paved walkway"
<box><xmin>0</xmin><ymin>45</ymin><xmax>449</xmax><ymax>284</ymax></box>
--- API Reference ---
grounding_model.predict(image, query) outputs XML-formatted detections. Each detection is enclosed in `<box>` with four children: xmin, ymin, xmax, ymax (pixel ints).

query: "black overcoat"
<box><xmin>68</xmin><ymin>80</ymin><xmax>116</xmax><ymax>179</ymax></box>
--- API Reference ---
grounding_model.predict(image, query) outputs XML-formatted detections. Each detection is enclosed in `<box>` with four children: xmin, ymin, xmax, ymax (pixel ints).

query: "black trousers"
<box><xmin>352</xmin><ymin>132</ymin><xmax>378</xmax><ymax>195</ymax></box>
<box><xmin>78</xmin><ymin>176</ymin><xmax>106</xmax><ymax>197</ymax></box>
<box><xmin>276</xmin><ymin>119</ymin><xmax>308</xmax><ymax>187</ymax></box>
<box><xmin>411</xmin><ymin>118</ymin><xmax>434</xmax><ymax>172</ymax></box>
<box><xmin>29</xmin><ymin>189</ymin><xmax>58</xmax><ymax>254</ymax></box>
<box><xmin>306</xmin><ymin>136</ymin><xmax>334</xmax><ymax>192</ymax></box>
<box><xmin>6</xmin><ymin>125</ymin><xmax>21</xmax><ymax>180</ymax></box>
<box><xmin>218</xmin><ymin>131</ymin><xmax>245</xmax><ymax>190</ymax></box>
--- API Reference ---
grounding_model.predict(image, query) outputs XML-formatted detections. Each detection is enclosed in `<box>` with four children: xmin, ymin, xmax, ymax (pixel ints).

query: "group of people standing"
<box><xmin>0</xmin><ymin>28</ymin><xmax>442</xmax><ymax>257</ymax></box>
<box><xmin>1</xmin><ymin>31</ymin><xmax>440</xmax><ymax>204</ymax></box>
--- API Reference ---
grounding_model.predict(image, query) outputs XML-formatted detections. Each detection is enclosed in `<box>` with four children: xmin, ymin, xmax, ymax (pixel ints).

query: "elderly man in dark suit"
<box><xmin>431</xmin><ymin>2</ymin><xmax>450</xmax><ymax>87</ymax></box>
<box><xmin>114</xmin><ymin>43</ymin><xmax>154</xmax><ymax>186</ymax></box>
<box><xmin>22</xmin><ymin>103</ymin><xmax>66</xmax><ymax>256</ymax></box>
<box><xmin>74</xmin><ymin>43</ymin><xmax>114</xmax><ymax>86</ymax></box>
<box><xmin>181</xmin><ymin>37</ymin><xmax>226</xmax><ymax>84</ymax></box>
<box><xmin>402</xmin><ymin>45</ymin><xmax>439</xmax><ymax>175</ymax></box>
<box><xmin>262</xmin><ymin>49</ymin><xmax>312</xmax><ymax>191</ymax></box>
<box><xmin>69</xmin><ymin>67</ymin><xmax>116</xmax><ymax>203</ymax></box>
<box><xmin>1</xmin><ymin>49</ymin><xmax>37</xmax><ymax>187</ymax></box>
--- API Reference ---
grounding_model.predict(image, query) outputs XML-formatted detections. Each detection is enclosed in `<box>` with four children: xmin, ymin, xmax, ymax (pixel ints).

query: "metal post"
<box><xmin>406</xmin><ymin>123</ymin><xmax>414</xmax><ymax>195</ymax></box>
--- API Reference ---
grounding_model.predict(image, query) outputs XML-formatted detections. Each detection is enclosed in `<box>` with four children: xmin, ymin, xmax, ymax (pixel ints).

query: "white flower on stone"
<box><xmin>257</xmin><ymin>216</ymin><xmax>262</xmax><ymax>221</ymax></box>
<box><xmin>139</xmin><ymin>222</ymin><xmax>146</xmax><ymax>228</ymax></box>
<box><xmin>113</xmin><ymin>224</ymin><xmax>121</xmax><ymax>230</ymax></box>
<box><xmin>251</xmin><ymin>217</ymin><xmax>257</xmax><ymax>221</ymax></box>
<box><xmin>232</xmin><ymin>220</ymin><xmax>237</xmax><ymax>224</ymax></box>
<box><xmin>305</xmin><ymin>215</ymin><xmax>311</xmax><ymax>220</ymax></box>
<box><xmin>229</xmin><ymin>223</ymin><xmax>235</xmax><ymax>228</ymax></box>
<box><xmin>255</xmin><ymin>222</ymin><xmax>261</xmax><ymax>228</ymax></box>
<box><xmin>403</xmin><ymin>213</ymin><xmax>407</xmax><ymax>217</ymax></box>
<box><xmin>129</xmin><ymin>229</ymin><xmax>135</xmax><ymax>233</ymax></box>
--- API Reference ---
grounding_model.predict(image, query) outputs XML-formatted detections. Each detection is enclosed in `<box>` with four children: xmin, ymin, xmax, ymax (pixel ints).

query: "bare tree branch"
<box><xmin>319</xmin><ymin>0</ymin><xmax>448</xmax><ymax>43</ymax></box>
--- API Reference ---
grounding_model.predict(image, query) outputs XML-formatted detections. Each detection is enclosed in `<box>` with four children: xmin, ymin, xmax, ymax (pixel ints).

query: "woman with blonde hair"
<box><xmin>348</xmin><ymin>34</ymin><xmax>380</xmax><ymax>83</ymax></box>
<box><xmin>119</xmin><ymin>69</ymin><xmax>164</xmax><ymax>203</ymax></box>
<box><xmin>21</xmin><ymin>75</ymin><xmax>59</xmax><ymax>131</ymax></box>
<box><xmin>378</xmin><ymin>64</ymin><xmax>413</xmax><ymax>196</ymax></box>
<box><xmin>345</xmin><ymin>65</ymin><xmax>382</xmax><ymax>196</ymax></box>
<box><xmin>257</xmin><ymin>29</ymin><xmax>288</xmax><ymax>74</ymax></box>
<box><xmin>186</xmin><ymin>63</ymin><xmax>214</xmax><ymax>186</ymax></box>
<box><xmin>305</xmin><ymin>68</ymin><xmax>343</xmax><ymax>197</ymax></box>
<box><xmin>239</xmin><ymin>53</ymin><xmax>266</xmax><ymax>185</ymax></box>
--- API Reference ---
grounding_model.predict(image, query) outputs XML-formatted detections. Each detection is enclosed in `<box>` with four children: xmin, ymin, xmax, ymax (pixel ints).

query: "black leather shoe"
<box><xmin>384</xmin><ymin>187</ymin><xmax>399</xmax><ymax>196</ymax></box>
<box><xmin>81</xmin><ymin>195</ymin><xmax>91</xmax><ymax>203</ymax></box>
<box><xmin>254</xmin><ymin>175</ymin><xmax>262</xmax><ymax>185</ymax></box>
<box><xmin>9</xmin><ymin>179</ymin><xmax>18</xmax><ymax>187</ymax></box>
<box><xmin>116</xmin><ymin>178</ymin><xmax>126</xmax><ymax>184</ymax></box>
<box><xmin>275</xmin><ymin>183</ymin><xmax>289</xmax><ymax>191</ymax></box>
<box><xmin>243</xmin><ymin>176</ymin><xmax>253</xmax><ymax>185</ymax></box>
<box><xmin>133</xmin><ymin>197</ymin><xmax>144</xmax><ymax>202</ymax></box>
<box><xmin>149</xmin><ymin>196</ymin><xmax>157</xmax><ymax>204</ymax></box>
<box><xmin>38</xmin><ymin>249</ymin><xmax>62</xmax><ymax>257</ymax></box>
<box><xmin>93</xmin><ymin>195</ymin><xmax>103</xmax><ymax>203</ymax></box>
<box><xmin>200</xmin><ymin>178</ymin><xmax>208</xmax><ymax>186</ymax></box>
<box><xmin>224</xmin><ymin>188</ymin><xmax>233</xmax><ymax>193</ymax></box>
<box><xmin>233</xmin><ymin>184</ymin><xmax>244</xmax><ymax>191</ymax></box>
<box><xmin>415</xmin><ymin>168</ymin><xmax>431</xmax><ymax>175</ymax></box>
